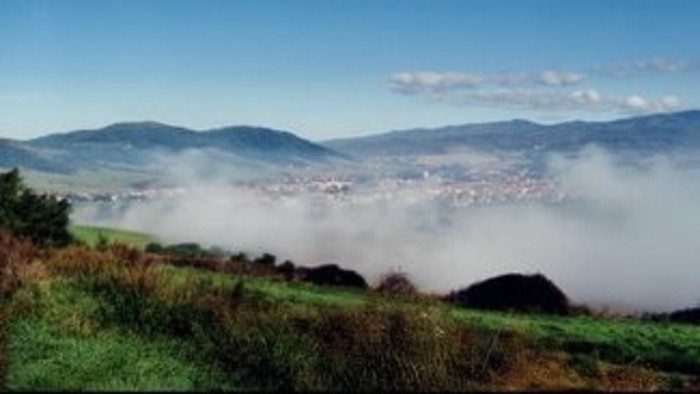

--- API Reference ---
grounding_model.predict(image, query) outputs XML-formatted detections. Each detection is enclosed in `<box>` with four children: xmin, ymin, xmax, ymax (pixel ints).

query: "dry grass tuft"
<box><xmin>0</xmin><ymin>232</ymin><xmax>36</xmax><ymax>297</ymax></box>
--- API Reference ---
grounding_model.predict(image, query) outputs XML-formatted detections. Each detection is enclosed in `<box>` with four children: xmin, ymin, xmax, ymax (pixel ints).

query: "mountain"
<box><xmin>204</xmin><ymin>126</ymin><xmax>346</xmax><ymax>163</ymax></box>
<box><xmin>6</xmin><ymin>111</ymin><xmax>700</xmax><ymax>178</ymax></box>
<box><xmin>322</xmin><ymin>110</ymin><xmax>700</xmax><ymax>157</ymax></box>
<box><xmin>18</xmin><ymin>122</ymin><xmax>344</xmax><ymax>172</ymax></box>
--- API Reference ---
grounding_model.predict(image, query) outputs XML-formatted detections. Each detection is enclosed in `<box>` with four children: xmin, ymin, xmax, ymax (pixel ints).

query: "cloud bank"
<box><xmin>389</xmin><ymin>58</ymin><xmax>694</xmax><ymax>115</ymax></box>
<box><xmin>596</xmin><ymin>57</ymin><xmax>698</xmax><ymax>78</ymax></box>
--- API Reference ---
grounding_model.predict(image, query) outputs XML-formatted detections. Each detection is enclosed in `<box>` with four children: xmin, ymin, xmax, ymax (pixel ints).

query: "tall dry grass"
<box><xmin>0</xmin><ymin>232</ymin><xmax>38</xmax><ymax>390</ymax></box>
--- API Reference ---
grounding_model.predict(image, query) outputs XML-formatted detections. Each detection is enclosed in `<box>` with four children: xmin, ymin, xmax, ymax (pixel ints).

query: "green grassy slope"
<box><xmin>163</xmin><ymin>263</ymin><xmax>700</xmax><ymax>376</ymax></box>
<box><xmin>69</xmin><ymin>224</ymin><xmax>157</xmax><ymax>249</ymax></box>
<box><xmin>7</xmin><ymin>278</ymin><xmax>232</xmax><ymax>391</ymax></box>
<box><xmin>3</xmin><ymin>242</ymin><xmax>698</xmax><ymax>390</ymax></box>
<box><xmin>452</xmin><ymin>308</ymin><xmax>700</xmax><ymax>375</ymax></box>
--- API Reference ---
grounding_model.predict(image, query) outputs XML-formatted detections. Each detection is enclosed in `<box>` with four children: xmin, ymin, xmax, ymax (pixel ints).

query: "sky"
<box><xmin>1</xmin><ymin>0</ymin><xmax>699</xmax><ymax>140</ymax></box>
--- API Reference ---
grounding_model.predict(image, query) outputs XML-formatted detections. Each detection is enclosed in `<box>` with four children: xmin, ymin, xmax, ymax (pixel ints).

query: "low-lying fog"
<box><xmin>74</xmin><ymin>147</ymin><xmax>700</xmax><ymax>313</ymax></box>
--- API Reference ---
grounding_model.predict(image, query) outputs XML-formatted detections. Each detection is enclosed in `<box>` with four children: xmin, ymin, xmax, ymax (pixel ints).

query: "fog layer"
<box><xmin>74</xmin><ymin>148</ymin><xmax>700</xmax><ymax>312</ymax></box>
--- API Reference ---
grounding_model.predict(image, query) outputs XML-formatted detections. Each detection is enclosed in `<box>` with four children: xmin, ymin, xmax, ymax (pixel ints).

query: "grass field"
<box><xmin>1</xmin><ymin>232</ymin><xmax>698</xmax><ymax>391</ymax></box>
<box><xmin>69</xmin><ymin>224</ymin><xmax>157</xmax><ymax>249</ymax></box>
<box><xmin>160</xmin><ymin>264</ymin><xmax>700</xmax><ymax>376</ymax></box>
<box><xmin>7</xmin><ymin>277</ymin><xmax>233</xmax><ymax>391</ymax></box>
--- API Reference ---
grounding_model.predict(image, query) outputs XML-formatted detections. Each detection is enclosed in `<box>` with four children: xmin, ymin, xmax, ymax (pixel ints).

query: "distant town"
<box><xmin>61</xmin><ymin>168</ymin><xmax>571</xmax><ymax>209</ymax></box>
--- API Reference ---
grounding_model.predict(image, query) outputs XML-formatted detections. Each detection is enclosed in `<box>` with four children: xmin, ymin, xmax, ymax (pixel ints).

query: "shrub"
<box><xmin>298</xmin><ymin>264</ymin><xmax>368</xmax><ymax>290</ymax></box>
<box><xmin>375</xmin><ymin>271</ymin><xmax>417</xmax><ymax>297</ymax></box>
<box><xmin>276</xmin><ymin>260</ymin><xmax>296</xmax><ymax>281</ymax></box>
<box><xmin>145</xmin><ymin>242</ymin><xmax>164</xmax><ymax>254</ymax></box>
<box><xmin>651</xmin><ymin>306</ymin><xmax>700</xmax><ymax>326</ymax></box>
<box><xmin>446</xmin><ymin>273</ymin><xmax>570</xmax><ymax>315</ymax></box>
<box><xmin>165</xmin><ymin>243</ymin><xmax>206</xmax><ymax>258</ymax></box>
<box><xmin>253</xmin><ymin>253</ymin><xmax>276</xmax><ymax>267</ymax></box>
<box><xmin>230</xmin><ymin>252</ymin><xmax>249</xmax><ymax>263</ymax></box>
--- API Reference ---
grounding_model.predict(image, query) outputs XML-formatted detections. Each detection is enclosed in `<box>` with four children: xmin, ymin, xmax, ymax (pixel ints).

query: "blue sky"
<box><xmin>1</xmin><ymin>0</ymin><xmax>699</xmax><ymax>140</ymax></box>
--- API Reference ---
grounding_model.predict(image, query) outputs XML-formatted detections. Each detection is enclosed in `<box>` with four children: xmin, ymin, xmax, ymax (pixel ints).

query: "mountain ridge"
<box><xmin>321</xmin><ymin>110</ymin><xmax>700</xmax><ymax>157</ymax></box>
<box><xmin>1</xmin><ymin>122</ymin><xmax>346</xmax><ymax>174</ymax></box>
<box><xmin>3</xmin><ymin>110</ymin><xmax>700</xmax><ymax>176</ymax></box>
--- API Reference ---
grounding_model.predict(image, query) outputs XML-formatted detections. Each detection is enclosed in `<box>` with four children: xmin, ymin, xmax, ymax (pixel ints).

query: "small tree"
<box><xmin>0</xmin><ymin>168</ymin><xmax>72</xmax><ymax>247</ymax></box>
<box><xmin>254</xmin><ymin>253</ymin><xmax>276</xmax><ymax>267</ymax></box>
<box><xmin>0</xmin><ymin>169</ymin><xmax>24</xmax><ymax>230</ymax></box>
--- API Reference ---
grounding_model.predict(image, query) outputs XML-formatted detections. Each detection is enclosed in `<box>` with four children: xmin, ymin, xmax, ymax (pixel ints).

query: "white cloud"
<box><xmin>389</xmin><ymin>71</ymin><xmax>483</xmax><ymax>95</ymax></box>
<box><xmin>389</xmin><ymin>64</ymin><xmax>690</xmax><ymax>115</ymax></box>
<box><xmin>491</xmin><ymin>72</ymin><xmax>530</xmax><ymax>87</ymax></box>
<box><xmin>623</xmin><ymin>95</ymin><xmax>652</xmax><ymax>112</ymax></box>
<box><xmin>489</xmin><ymin>71</ymin><xmax>585</xmax><ymax>87</ymax></box>
<box><xmin>389</xmin><ymin>69</ymin><xmax>587</xmax><ymax>96</ymax></box>
<box><xmin>442</xmin><ymin>88</ymin><xmax>683</xmax><ymax>116</ymax></box>
<box><xmin>661</xmin><ymin>95</ymin><xmax>682</xmax><ymax>109</ymax></box>
<box><xmin>638</xmin><ymin>58</ymin><xmax>689</xmax><ymax>73</ymax></box>
<box><xmin>620</xmin><ymin>94</ymin><xmax>684</xmax><ymax>114</ymax></box>
<box><xmin>537</xmin><ymin>70</ymin><xmax>585</xmax><ymax>87</ymax></box>
<box><xmin>569</xmin><ymin>89</ymin><xmax>602</xmax><ymax>105</ymax></box>
<box><xmin>452</xmin><ymin>88</ymin><xmax>613</xmax><ymax>112</ymax></box>
<box><xmin>454</xmin><ymin>89</ymin><xmax>570</xmax><ymax>110</ymax></box>
<box><xmin>597</xmin><ymin>57</ymin><xmax>695</xmax><ymax>78</ymax></box>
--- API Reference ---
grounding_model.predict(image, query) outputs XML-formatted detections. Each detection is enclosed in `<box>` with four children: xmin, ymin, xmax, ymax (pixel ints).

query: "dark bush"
<box><xmin>277</xmin><ymin>260</ymin><xmax>296</xmax><ymax>281</ymax></box>
<box><xmin>299</xmin><ymin>264</ymin><xmax>368</xmax><ymax>290</ymax></box>
<box><xmin>165</xmin><ymin>243</ymin><xmax>206</xmax><ymax>258</ymax></box>
<box><xmin>653</xmin><ymin>306</ymin><xmax>700</xmax><ymax>326</ymax></box>
<box><xmin>254</xmin><ymin>253</ymin><xmax>276</xmax><ymax>267</ymax></box>
<box><xmin>144</xmin><ymin>242</ymin><xmax>164</xmax><ymax>254</ymax></box>
<box><xmin>165</xmin><ymin>256</ymin><xmax>225</xmax><ymax>273</ymax></box>
<box><xmin>446</xmin><ymin>273</ymin><xmax>570</xmax><ymax>315</ymax></box>
<box><xmin>231</xmin><ymin>252</ymin><xmax>250</xmax><ymax>263</ymax></box>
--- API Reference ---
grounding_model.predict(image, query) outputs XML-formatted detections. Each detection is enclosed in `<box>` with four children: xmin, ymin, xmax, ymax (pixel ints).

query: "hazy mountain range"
<box><xmin>1</xmin><ymin>122</ymin><xmax>345</xmax><ymax>174</ymax></box>
<box><xmin>2</xmin><ymin>110</ymin><xmax>700</xmax><ymax>175</ymax></box>
<box><xmin>322</xmin><ymin>110</ymin><xmax>700</xmax><ymax>157</ymax></box>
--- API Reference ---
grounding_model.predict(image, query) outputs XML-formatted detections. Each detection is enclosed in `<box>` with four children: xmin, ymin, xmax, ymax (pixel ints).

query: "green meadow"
<box><xmin>69</xmin><ymin>224</ymin><xmax>157</xmax><ymax>250</ymax></box>
<box><xmin>0</xmin><ymin>227</ymin><xmax>696</xmax><ymax>390</ymax></box>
